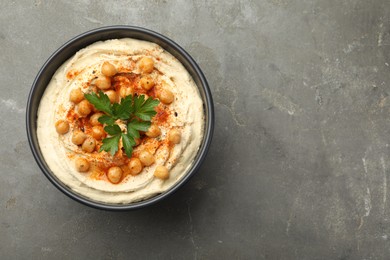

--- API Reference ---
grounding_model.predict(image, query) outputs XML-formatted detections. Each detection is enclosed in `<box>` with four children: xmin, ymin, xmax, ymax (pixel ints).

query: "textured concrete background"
<box><xmin>1</xmin><ymin>0</ymin><xmax>390</xmax><ymax>259</ymax></box>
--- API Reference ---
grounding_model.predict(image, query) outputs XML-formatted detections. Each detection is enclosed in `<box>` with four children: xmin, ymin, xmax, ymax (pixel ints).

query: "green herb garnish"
<box><xmin>84</xmin><ymin>91</ymin><xmax>159</xmax><ymax>157</ymax></box>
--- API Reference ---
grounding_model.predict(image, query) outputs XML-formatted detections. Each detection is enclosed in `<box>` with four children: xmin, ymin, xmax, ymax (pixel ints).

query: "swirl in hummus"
<box><xmin>37</xmin><ymin>38</ymin><xmax>204</xmax><ymax>204</ymax></box>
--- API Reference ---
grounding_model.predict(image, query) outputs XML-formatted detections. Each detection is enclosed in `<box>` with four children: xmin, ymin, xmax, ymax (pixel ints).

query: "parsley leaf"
<box><xmin>84</xmin><ymin>91</ymin><xmax>112</xmax><ymax>115</ymax></box>
<box><xmin>104</xmin><ymin>125</ymin><xmax>122</xmax><ymax>135</ymax></box>
<box><xmin>100</xmin><ymin>135</ymin><xmax>121</xmax><ymax>156</ymax></box>
<box><xmin>84</xmin><ymin>91</ymin><xmax>159</xmax><ymax>157</ymax></box>
<box><xmin>128</xmin><ymin>119</ymin><xmax>151</xmax><ymax>132</ymax></box>
<box><xmin>121</xmin><ymin>133</ymin><xmax>136</xmax><ymax>157</ymax></box>
<box><xmin>134</xmin><ymin>96</ymin><xmax>159</xmax><ymax>121</ymax></box>
<box><xmin>126</xmin><ymin>124</ymin><xmax>140</xmax><ymax>139</ymax></box>
<box><xmin>113</xmin><ymin>95</ymin><xmax>134</xmax><ymax>119</ymax></box>
<box><xmin>98</xmin><ymin>115</ymin><xmax>116</xmax><ymax>125</ymax></box>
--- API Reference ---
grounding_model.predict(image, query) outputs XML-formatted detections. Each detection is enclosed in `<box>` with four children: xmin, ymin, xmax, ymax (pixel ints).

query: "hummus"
<box><xmin>37</xmin><ymin>38</ymin><xmax>204</xmax><ymax>204</ymax></box>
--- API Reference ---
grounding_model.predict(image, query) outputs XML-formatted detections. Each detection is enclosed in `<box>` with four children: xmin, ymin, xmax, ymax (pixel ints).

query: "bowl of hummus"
<box><xmin>26</xmin><ymin>26</ymin><xmax>214</xmax><ymax>210</ymax></box>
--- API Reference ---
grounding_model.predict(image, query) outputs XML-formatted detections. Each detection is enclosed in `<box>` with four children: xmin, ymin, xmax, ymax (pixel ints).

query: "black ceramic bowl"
<box><xmin>26</xmin><ymin>26</ymin><xmax>214</xmax><ymax>210</ymax></box>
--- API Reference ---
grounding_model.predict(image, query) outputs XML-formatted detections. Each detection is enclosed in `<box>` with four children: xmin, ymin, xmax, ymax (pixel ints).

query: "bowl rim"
<box><xmin>26</xmin><ymin>25</ymin><xmax>214</xmax><ymax>210</ymax></box>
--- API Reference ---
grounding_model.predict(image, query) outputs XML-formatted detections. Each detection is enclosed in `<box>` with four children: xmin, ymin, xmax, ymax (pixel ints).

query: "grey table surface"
<box><xmin>2</xmin><ymin>0</ymin><xmax>390</xmax><ymax>259</ymax></box>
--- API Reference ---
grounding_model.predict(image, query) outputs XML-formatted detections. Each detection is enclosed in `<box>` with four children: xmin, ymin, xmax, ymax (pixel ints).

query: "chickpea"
<box><xmin>69</xmin><ymin>88</ymin><xmax>84</xmax><ymax>103</ymax></box>
<box><xmin>168</xmin><ymin>129</ymin><xmax>181</xmax><ymax>144</ymax></box>
<box><xmin>90</xmin><ymin>112</ymin><xmax>103</xmax><ymax>126</ymax></box>
<box><xmin>77</xmin><ymin>100</ymin><xmax>92</xmax><ymax>117</ymax></box>
<box><xmin>140</xmin><ymin>76</ymin><xmax>155</xmax><ymax>90</ymax></box>
<box><xmin>101</xmin><ymin>61</ymin><xmax>117</xmax><ymax>77</ymax></box>
<box><xmin>105</xmin><ymin>90</ymin><xmax>117</xmax><ymax>103</ymax></box>
<box><xmin>157</xmin><ymin>89</ymin><xmax>174</xmax><ymax>104</ymax></box>
<box><xmin>55</xmin><ymin>120</ymin><xmax>69</xmax><ymax>134</ymax></box>
<box><xmin>82</xmin><ymin>136</ymin><xmax>96</xmax><ymax>153</ymax></box>
<box><xmin>71</xmin><ymin>130</ymin><xmax>87</xmax><ymax>145</ymax></box>
<box><xmin>91</xmin><ymin>125</ymin><xmax>105</xmax><ymax>140</ymax></box>
<box><xmin>138</xmin><ymin>57</ymin><xmax>154</xmax><ymax>74</ymax></box>
<box><xmin>145</xmin><ymin>125</ymin><xmax>161</xmax><ymax>138</ymax></box>
<box><xmin>94</xmin><ymin>75</ymin><xmax>111</xmax><ymax>90</ymax></box>
<box><xmin>75</xmin><ymin>157</ymin><xmax>90</xmax><ymax>172</ymax></box>
<box><xmin>119</xmin><ymin>86</ymin><xmax>134</xmax><ymax>99</ymax></box>
<box><xmin>107</xmin><ymin>166</ymin><xmax>123</xmax><ymax>184</ymax></box>
<box><xmin>139</xmin><ymin>150</ymin><xmax>155</xmax><ymax>166</ymax></box>
<box><xmin>154</xmin><ymin>165</ymin><xmax>169</xmax><ymax>180</ymax></box>
<box><xmin>128</xmin><ymin>158</ymin><xmax>143</xmax><ymax>175</ymax></box>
